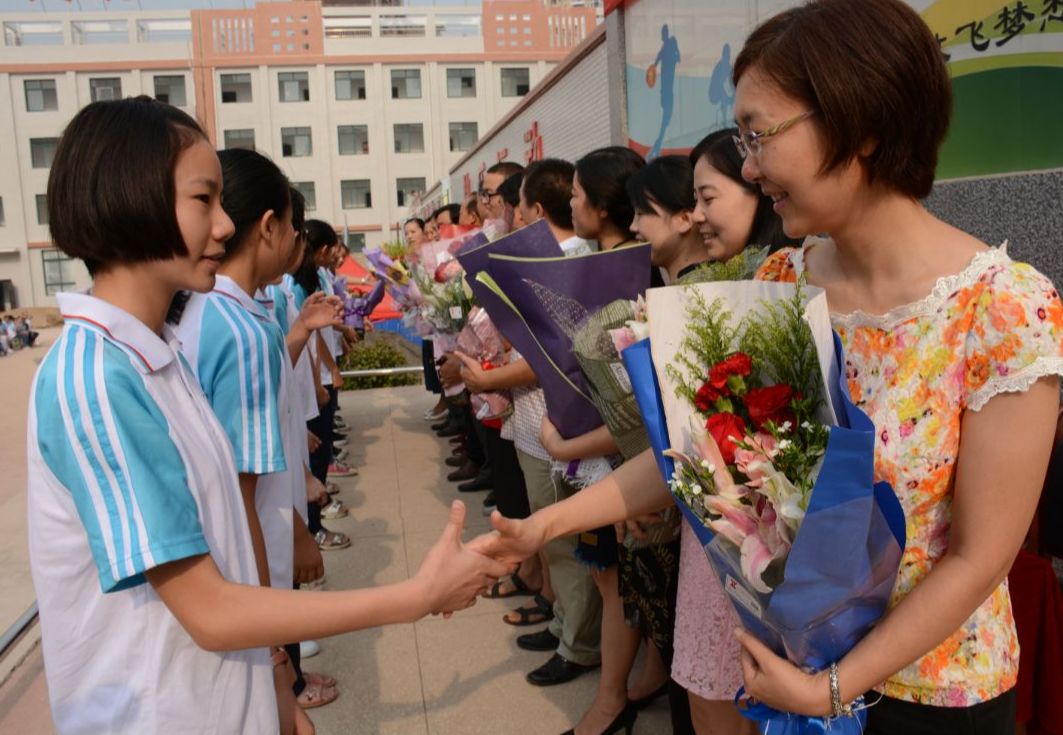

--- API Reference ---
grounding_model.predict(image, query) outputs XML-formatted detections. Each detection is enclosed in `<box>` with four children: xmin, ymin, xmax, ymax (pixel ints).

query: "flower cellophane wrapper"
<box><xmin>478</xmin><ymin>243</ymin><xmax>652</xmax><ymax>439</ymax></box>
<box><xmin>626</xmin><ymin>281</ymin><xmax>905</xmax><ymax>734</ymax></box>
<box><xmin>456</xmin><ymin>307</ymin><xmax>513</xmax><ymax>420</ymax></box>
<box><xmin>573</xmin><ymin>299</ymin><xmax>680</xmax><ymax>549</ymax></box>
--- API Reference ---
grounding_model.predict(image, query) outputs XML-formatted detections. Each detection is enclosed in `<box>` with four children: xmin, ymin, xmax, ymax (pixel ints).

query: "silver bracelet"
<box><xmin>829</xmin><ymin>663</ymin><xmax>853</xmax><ymax>717</ymax></box>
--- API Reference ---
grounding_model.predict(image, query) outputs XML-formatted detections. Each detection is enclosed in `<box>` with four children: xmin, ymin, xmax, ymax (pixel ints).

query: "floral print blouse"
<box><xmin>757</xmin><ymin>241</ymin><xmax>1063</xmax><ymax>706</ymax></box>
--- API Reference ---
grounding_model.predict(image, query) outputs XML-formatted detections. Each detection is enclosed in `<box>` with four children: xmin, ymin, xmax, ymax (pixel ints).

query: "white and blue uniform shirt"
<box><xmin>27</xmin><ymin>292</ymin><xmax>276</xmax><ymax>734</ymax></box>
<box><xmin>270</xmin><ymin>276</ymin><xmax>319</xmax><ymax>426</ymax></box>
<box><xmin>176</xmin><ymin>274</ymin><xmax>296</xmax><ymax>589</ymax></box>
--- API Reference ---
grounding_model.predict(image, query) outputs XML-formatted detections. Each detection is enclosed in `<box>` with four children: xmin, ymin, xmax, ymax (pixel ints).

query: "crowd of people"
<box><xmin>0</xmin><ymin>313</ymin><xmax>38</xmax><ymax>355</ymax></box>
<box><xmin>23</xmin><ymin>0</ymin><xmax>1063</xmax><ymax>734</ymax></box>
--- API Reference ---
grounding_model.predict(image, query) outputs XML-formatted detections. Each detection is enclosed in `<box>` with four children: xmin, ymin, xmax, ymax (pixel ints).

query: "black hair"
<box><xmin>289</xmin><ymin>186</ymin><xmax>306</xmax><ymax>235</ymax></box>
<box><xmin>521</xmin><ymin>158</ymin><xmax>575</xmax><ymax>230</ymax></box>
<box><xmin>432</xmin><ymin>203</ymin><xmax>462</xmax><ymax>225</ymax></box>
<box><xmin>485</xmin><ymin>161</ymin><xmax>524</xmax><ymax>180</ymax></box>
<box><xmin>575</xmin><ymin>146</ymin><xmax>645</xmax><ymax>231</ymax></box>
<box><xmin>404</xmin><ymin>217</ymin><xmax>425</xmax><ymax>231</ymax></box>
<box><xmin>217</xmin><ymin>148</ymin><xmax>291</xmax><ymax>259</ymax></box>
<box><xmin>689</xmin><ymin>129</ymin><xmax>802</xmax><ymax>252</ymax></box>
<box><xmin>498</xmin><ymin>171</ymin><xmax>525</xmax><ymax>209</ymax></box>
<box><xmin>626</xmin><ymin>155</ymin><xmax>695</xmax><ymax>216</ymax></box>
<box><xmin>47</xmin><ymin>96</ymin><xmax>206</xmax><ymax>276</ymax></box>
<box><xmin>293</xmin><ymin>219</ymin><xmax>338</xmax><ymax>295</ymax></box>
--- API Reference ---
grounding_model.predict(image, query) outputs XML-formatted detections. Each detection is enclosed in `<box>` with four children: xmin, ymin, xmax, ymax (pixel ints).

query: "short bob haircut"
<box><xmin>689</xmin><ymin>129</ymin><xmax>801</xmax><ymax>252</ymax></box>
<box><xmin>497</xmin><ymin>171</ymin><xmax>525</xmax><ymax>209</ymax></box>
<box><xmin>47</xmin><ymin>96</ymin><xmax>206</xmax><ymax>276</ymax></box>
<box><xmin>626</xmin><ymin>155</ymin><xmax>695</xmax><ymax>217</ymax></box>
<box><xmin>734</xmin><ymin>0</ymin><xmax>951</xmax><ymax>200</ymax></box>
<box><xmin>575</xmin><ymin>146</ymin><xmax>646</xmax><ymax>231</ymax></box>
<box><xmin>521</xmin><ymin>158</ymin><xmax>576</xmax><ymax>231</ymax></box>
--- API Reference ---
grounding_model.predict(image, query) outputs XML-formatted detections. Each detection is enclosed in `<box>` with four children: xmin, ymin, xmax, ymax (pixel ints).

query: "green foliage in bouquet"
<box><xmin>381</xmin><ymin>240</ymin><xmax>411</xmax><ymax>261</ymax></box>
<box><xmin>340</xmin><ymin>341</ymin><xmax>420</xmax><ymax>391</ymax></box>
<box><xmin>676</xmin><ymin>246</ymin><xmax>770</xmax><ymax>285</ymax></box>
<box><xmin>665</xmin><ymin>289</ymin><xmax>740</xmax><ymax>407</ymax></box>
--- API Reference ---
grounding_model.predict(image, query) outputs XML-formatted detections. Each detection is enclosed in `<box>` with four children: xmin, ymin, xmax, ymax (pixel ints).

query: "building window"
<box><xmin>334</xmin><ymin>69</ymin><xmax>366</xmax><ymax>101</ymax></box>
<box><xmin>390</xmin><ymin>69</ymin><xmax>421</xmax><ymax>99</ymax></box>
<box><xmin>30</xmin><ymin>138</ymin><xmax>59</xmax><ymax>169</ymax></box>
<box><xmin>500</xmin><ymin>67</ymin><xmax>530</xmax><ymax>97</ymax></box>
<box><xmin>24</xmin><ymin>79</ymin><xmax>57</xmax><ymax>112</ymax></box>
<box><xmin>337</xmin><ymin>125</ymin><xmax>369</xmax><ymax>155</ymax></box>
<box><xmin>323</xmin><ymin>16</ymin><xmax>371</xmax><ymax>39</ymax></box>
<box><xmin>281</xmin><ymin>127</ymin><xmax>313</xmax><ymax>157</ymax></box>
<box><xmin>340</xmin><ymin>179</ymin><xmax>372</xmax><ymax>209</ymax></box>
<box><xmin>292</xmin><ymin>181</ymin><xmax>316</xmax><ymax>211</ymax></box>
<box><xmin>396</xmin><ymin>177</ymin><xmax>425</xmax><ymax>207</ymax></box>
<box><xmin>42</xmin><ymin>248</ymin><xmax>76</xmax><ymax>295</ymax></box>
<box><xmin>278</xmin><ymin>71</ymin><xmax>309</xmax><ymax>102</ymax></box>
<box><xmin>448</xmin><ymin>122</ymin><xmax>478</xmax><ymax>152</ymax></box>
<box><xmin>436</xmin><ymin>14</ymin><xmax>481</xmax><ymax>38</ymax></box>
<box><xmin>344</xmin><ymin>232</ymin><xmax>366</xmax><ymax>251</ymax></box>
<box><xmin>393</xmin><ymin>123</ymin><xmax>424</xmax><ymax>154</ymax></box>
<box><xmin>220</xmin><ymin>73</ymin><xmax>253</xmax><ymax>103</ymax></box>
<box><xmin>89</xmin><ymin>77</ymin><xmax>122</xmax><ymax>102</ymax></box>
<box><xmin>446</xmin><ymin>68</ymin><xmax>476</xmax><ymax>98</ymax></box>
<box><xmin>35</xmin><ymin>194</ymin><xmax>49</xmax><ymax>225</ymax></box>
<box><xmin>380</xmin><ymin>14</ymin><xmax>425</xmax><ymax>37</ymax></box>
<box><xmin>223</xmin><ymin>129</ymin><xmax>256</xmax><ymax>150</ymax></box>
<box><xmin>153</xmin><ymin>75</ymin><xmax>186</xmax><ymax>106</ymax></box>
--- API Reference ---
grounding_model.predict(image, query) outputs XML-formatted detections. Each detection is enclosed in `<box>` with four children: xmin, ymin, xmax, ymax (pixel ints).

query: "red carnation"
<box><xmin>709</xmin><ymin>353</ymin><xmax>753</xmax><ymax>391</ymax></box>
<box><xmin>746</xmin><ymin>384</ymin><xmax>796</xmax><ymax>429</ymax></box>
<box><xmin>706</xmin><ymin>412</ymin><xmax>747</xmax><ymax>465</ymax></box>
<box><xmin>694</xmin><ymin>381</ymin><xmax>722</xmax><ymax>412</ymax></box>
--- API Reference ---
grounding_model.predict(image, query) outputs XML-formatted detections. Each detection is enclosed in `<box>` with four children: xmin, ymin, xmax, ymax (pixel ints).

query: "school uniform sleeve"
<box><xmin>35</xmin><ymin>333</ymin><xmax>209</xmax><ymax>593</ymax></box>
<box><xmin>196</xmin><ymin>299</ymin><xmax>288</xmax><ymax>475</ymax></box>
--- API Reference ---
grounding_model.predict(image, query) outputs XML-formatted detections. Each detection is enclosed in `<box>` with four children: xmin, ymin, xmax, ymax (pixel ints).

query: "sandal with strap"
<box><xmin>503</xmin><ymin>594</ymin><xmax>555</xmax><ymax>627</ymax></box>
<box><xmin>484</xmin><ymin>572</ymin><xmax>538</xmax><ymax>599</ymax></box>
<box><xmin>303</xmin><ymin>671</ymin><xmax>337</xmax><ymax>689</ymax></box>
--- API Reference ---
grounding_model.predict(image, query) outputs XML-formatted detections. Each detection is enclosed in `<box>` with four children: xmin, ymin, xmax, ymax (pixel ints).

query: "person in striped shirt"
<box><xmin>28</xmin><ymin>96</ymin><xmax>509</xmax><ymax>735</ymax></box>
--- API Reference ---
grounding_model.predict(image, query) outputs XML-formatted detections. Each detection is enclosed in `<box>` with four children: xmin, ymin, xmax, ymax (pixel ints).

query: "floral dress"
<box><xmin>757</xmin><ymin>241</ymin><xmax>1063</xmax><ymax>706</ymax></box>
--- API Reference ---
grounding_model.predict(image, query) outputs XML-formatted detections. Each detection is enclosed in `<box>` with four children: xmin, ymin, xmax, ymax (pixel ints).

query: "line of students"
<box><xmin>28</xmin><ymin>97</ymin><xmax>509</xmax><ymax>734</ymax></box>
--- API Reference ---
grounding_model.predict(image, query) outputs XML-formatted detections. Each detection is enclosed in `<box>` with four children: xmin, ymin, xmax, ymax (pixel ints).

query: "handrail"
<box><xmin>338</xmin><ymin>366</ymin><xmax>423</xmax><ymax>378</ymax></box>
<box><xmin>0</xmin><ymin>602</ymin><xmax>38</xmax><ymax>661</ymax></box>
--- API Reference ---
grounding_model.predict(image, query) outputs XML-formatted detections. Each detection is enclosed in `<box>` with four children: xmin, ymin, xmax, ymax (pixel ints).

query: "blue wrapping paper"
<box><xmin>480</xmin><ymin>243</ymin><xmax>652</xmax><ymax>439</ymax></box>
<box><xmin>627</xmin><ymin>333</ymin><xmax>905</xmax><ymax>735</ymax></box>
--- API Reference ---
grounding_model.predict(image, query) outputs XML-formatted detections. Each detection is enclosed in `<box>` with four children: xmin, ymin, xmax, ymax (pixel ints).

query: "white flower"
<box><xmin>777</xmin><ymin>439</ymin><xmax>792</xmax><ymax>451</ymax></box>
<box><xmin>780</xmin><ymin>421</ymin><xmax>793</xmax><ymax>432</ymax></box>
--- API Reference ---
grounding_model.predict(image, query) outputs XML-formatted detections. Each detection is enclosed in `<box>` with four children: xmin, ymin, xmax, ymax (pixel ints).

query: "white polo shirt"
<box><xmin>28</xmin><ymin>292</ymin><xmax>276</xmax><ymax>735</ymax></box>
<box><xmin>176</xmin><ymin>275</ymin><xmax>295</xmax><ymax>589</ymax></box>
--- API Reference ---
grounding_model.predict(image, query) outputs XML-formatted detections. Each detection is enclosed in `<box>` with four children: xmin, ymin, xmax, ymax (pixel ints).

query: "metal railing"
<box><xmin>338</xmin><ymin>366</ymin><xmax>424</xmax><ymax>378</ymax></box>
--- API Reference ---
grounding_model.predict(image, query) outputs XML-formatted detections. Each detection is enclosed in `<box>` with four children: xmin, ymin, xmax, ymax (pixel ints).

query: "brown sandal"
<box><xmin>503</xmin><ymin>594</ymin><xmax>555</xmax><ymax>626</ymax></box>
<box><xmin>484</xmin><ymin>573</ymin><xmax>538</xmax><ymax>599</ymax></box>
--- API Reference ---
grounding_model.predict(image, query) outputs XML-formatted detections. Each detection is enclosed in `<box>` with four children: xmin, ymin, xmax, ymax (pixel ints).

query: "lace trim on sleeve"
<box><xmin>967</xmin><ymin>356</ymin><xmax>1063</xmax><ymax>412</ymax></box>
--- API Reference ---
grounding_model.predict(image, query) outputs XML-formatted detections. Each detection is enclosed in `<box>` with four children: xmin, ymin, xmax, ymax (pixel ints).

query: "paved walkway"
<box><xmin>1</xmin><ymin>378</ymin><xmax>671</xmax><ymax>733</ymax></box>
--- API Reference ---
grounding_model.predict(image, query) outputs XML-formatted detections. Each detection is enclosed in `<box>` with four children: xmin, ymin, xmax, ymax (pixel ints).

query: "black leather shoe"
<box><xmin>458</xmin><ymin>472</ymin><xmax>492</xmax><ymax>492</ymax></box>
<box><xmin>430</xmin><ymin>420</ymin><xmax>448</xmax><ymax>431</ymax></box>
<box><xmin>436</xmin><ymin>424</ymin><xmax>463</xmax><ymax>438</ymax></box>
<box><xmin>447</xmin><ymin>461</ymin><xmax>480</xmax><ymax>482</ymax></box>
<box><xmin>526</xmin><ymin>653</ymin><xmax>599</xmax><ymax>687</ymax></box>
<box><xmin>445</xmin><ymin>454</ymin><xmax>466</xmax><ymax>467</ymax></box>
<box><xmin>560</xmin><ymin>702</ymin><xmax>636</xmax><ymax>735</ymax></box>
<box><xmin>516</xmin><ymin>628</ymin><xmax>559</xmax><ymax>652</ymax></box>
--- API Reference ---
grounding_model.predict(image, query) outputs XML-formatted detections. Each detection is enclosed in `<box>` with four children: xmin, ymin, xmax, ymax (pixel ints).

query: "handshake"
<box><xmin>413</xmin><ymin>500</ymin><xmax>543</xmax><ymax>618</ymax></box>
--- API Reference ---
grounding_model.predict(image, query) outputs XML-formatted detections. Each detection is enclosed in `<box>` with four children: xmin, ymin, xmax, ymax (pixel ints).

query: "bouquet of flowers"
<box><xmin>623</xmin><ymin>280</ymin><xmax>905</xmax><ymax>734</ymax></box>
<box><xmin>406</xmin><ymin>259</ymin><xmax>474</xmax><ymax>337</ymax></box>
<box><xmin>365</xmin><ymin>247</ymin><xmax>414</xmax><ymax>310</ymax></box>
<box><xmin>456</xmin><ymin>307</ymin><xmax>512</xmax><ymax>421</ymax></box>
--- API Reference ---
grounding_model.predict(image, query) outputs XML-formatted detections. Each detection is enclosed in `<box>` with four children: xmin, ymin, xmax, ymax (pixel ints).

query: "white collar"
<box><xmin>57</xmin><ymin>291</ymin><xmax>177</xmax><ymax>374</ymax></box>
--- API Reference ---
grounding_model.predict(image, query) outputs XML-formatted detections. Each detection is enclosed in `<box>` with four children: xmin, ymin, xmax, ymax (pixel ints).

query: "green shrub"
<box><xmin>339</xmin><ymin>340</ymin><xmax>421</xmax><ymax>391</ymax></box>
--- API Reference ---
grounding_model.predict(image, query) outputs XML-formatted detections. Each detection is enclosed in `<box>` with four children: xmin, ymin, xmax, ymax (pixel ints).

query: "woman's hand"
<box><xmin>467</xmin><ymin>510</ymin><xmax>549</xmax><ymax>566</ymax></box>
<box><xmin>454</xmin><ymin>351</ymin><xmax>492</xmax><ymax>394</ymax></box>
<box><xmin>438</xmin><ymin>353</ymin><xmax>463</xmax><ymax>388</ymax></box>
<box><xmin>735</xmin><ymin>629</ymin><xmax>831</xmax><ymax>717</ymax></box>
<box><xmin>413</xmin><ymin>501</ymin><xmax>513</xmax><ymax>616</ymax></box>
<box><xmin>307</xmin><ymin>431</ymin><xmax>321</xmax><ymax>454</ymax></box>
<box><xmin>298</xmin><ymin>292</ymin><xmax>344</xmax><ymax>331</ymax></box>
<box><xmin>306</xmin><ymin>476</ymin><xmax>328</xmax><ymax>506</ymax></box>
<box><xmin>331</xmin><ymin>365</ymin><xmax>343</xmax><ymax>387</ymax></box>
<box><xmin>293</xmin><ymin>523</ymin><xmax>325</xmax><ymax>585</ymax></box>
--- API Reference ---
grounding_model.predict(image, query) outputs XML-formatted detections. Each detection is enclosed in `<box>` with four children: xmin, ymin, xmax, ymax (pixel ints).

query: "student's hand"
<box><xmin>467</xmin><ymin>510</ymin><xmax>548</xmax><ymax>566</ymax></box>
<box><xmin>438</xmin><ymin>353</ymin><xmax>463</xmax><ymax>389</ymax></box>
<box><xmin>331</xmin><ymin>365</ymin><xmax>343</xmax><ymax>387</ymax></box>
<box><xmin>538</xmin><ymin>417</ymin><xmax>566</xmax><ymax>459</ymax></box>
<box><xmin>364</xmin><ymin>320</ymin><xmax>375</xmax><ymax>333</ymax></box>
<box><xmin>293</xmin><ymin>706</ymin><xmax>316</xmax><ymax>735</ymax></box>
<box><xmin>293</xmin><ymin>524</ymin><xmax>325</xmax><ymax>585</ymax></box>
<box><xmin>273</xmin><ymin>651</ymin><xmax>297</xmax><ymax>735</ymax></box>
<box><xmin>298</xmin><ymin>293</ymin><xmax>344</xmax><ymax>331</ymax></box>
<box><xmin>414</xmin><ymin>501</ymin><xmax>513</xmax><ymax>616</ymax></box>
<box><xmin>307</xmin><ymin>431</ymin><xmax>321</xmax><ymax>453</ymax></box>
<box><xmin>306</xmin><ymin>476</ymin><xmax>328</xmax><ymax>506</ymax></box>
<box><xmin>339</xmin><ymin>325</ymin><xmax>360</xmax><ymax>343</ymax></box>
<box><xmin>316</xmin><ymin>385</ymin><xmax>329</xmax><ymax>407</ymax></box>
<box><xmin>454</xmin><ymin>351</ymin><xmax>492</xmax><ymax>393</ymax></box>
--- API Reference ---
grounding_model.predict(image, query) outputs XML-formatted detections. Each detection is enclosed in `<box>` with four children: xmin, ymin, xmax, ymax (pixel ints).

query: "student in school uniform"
<box><xmin>28</xmin><ymin>96</ymin><xmax>509</xmax><ymax>735</ymax></box>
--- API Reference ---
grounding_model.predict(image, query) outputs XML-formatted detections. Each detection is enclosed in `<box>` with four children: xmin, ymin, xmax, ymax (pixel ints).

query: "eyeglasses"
<box><xmin>478</xmin><ymin>189</ymin><xmax>501</xmax><ymax>203</ymax></box>
<box><xmin>733</xmin><ymin>110</ymin><xmax>816</xmax><ymax>159</ymax></box>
